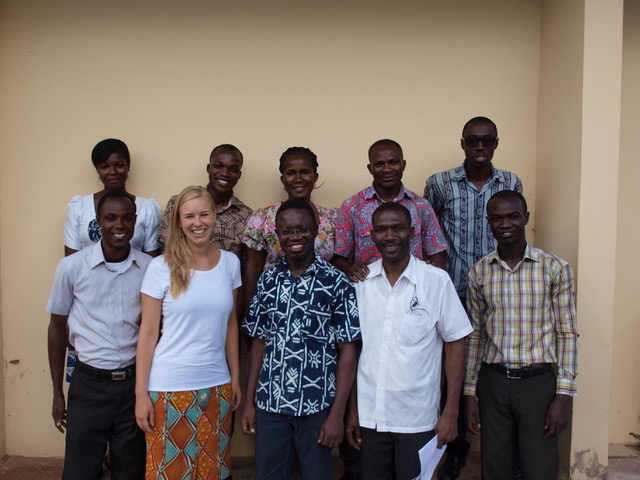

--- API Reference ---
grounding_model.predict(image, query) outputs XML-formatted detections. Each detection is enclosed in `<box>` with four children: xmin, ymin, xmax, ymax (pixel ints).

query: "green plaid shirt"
<box><xmin>464</xmin><ymin>244</ymin><xmax>578</xmax><ymax>396</ymax></box>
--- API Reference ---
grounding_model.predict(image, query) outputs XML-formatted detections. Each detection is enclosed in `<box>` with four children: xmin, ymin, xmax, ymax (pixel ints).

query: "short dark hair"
<box><xmin>462</xmin><ymin>116</ymin><xmax>498</xmax><ymax>137</ymax></box>
<box><xmin>276</xmin><ymin>199</ymin><xmax>317</xmax><ymax>226</ymax></box>
<box><xmin>96</xmin><ymin>191</ymin><xmax>137</xmax><ymax>218</ymax></box>
<box><xmin>372</xmin><ymin>202</ymin><xmax>412</xmax><ymax>228</ymax></box>
<box><xmin>487</xmin><ymin>190</ymin><xmax>527</xmax><ymax>213</ymax></box>
<box><xmin>209</xmin><ymin>144</ymin><xmax>243</xmax><ymax>163</ymax></box>
<box><xmin>368</xmin><ymin>139</ymin><xmax>403</xmax><ymax>160</ymax></box>
<box><xmin>91</xmin><ymin>138</ymin><xmax>130</xmax><ymax>167</ymax></box>
<box><xmin>278</xmin><ymin>147</ymin><xmax>318</xmax><ymax>174</ymax></box>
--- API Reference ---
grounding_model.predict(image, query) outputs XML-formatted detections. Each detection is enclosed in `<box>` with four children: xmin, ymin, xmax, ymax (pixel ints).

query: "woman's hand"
<box><xmin>135</xmin><ymin>393</ymin><xmax>155</xmax><ymax>435</ymax></box>
<box><xmin>230</xmin><ymin>378</ymin><xmax>242</xmax><ymax>412</ymax></box>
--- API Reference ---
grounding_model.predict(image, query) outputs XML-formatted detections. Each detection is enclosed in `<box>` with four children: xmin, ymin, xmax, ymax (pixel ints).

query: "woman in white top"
<box><xmin>136</xmin><ymin>186</ymin><xmax>241</xmax><ymax>480</ymax></box>
<box><xmin>63</xmin><ymin>138</ymin><xmax>161</xmax><ymax>257</ymax></box>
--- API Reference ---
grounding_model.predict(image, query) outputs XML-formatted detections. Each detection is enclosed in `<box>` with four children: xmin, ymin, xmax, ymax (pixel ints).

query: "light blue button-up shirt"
<box><xmin>46</xmin><ymin>242</ymin><xmax>152</xmax><ymax>369</ymax></box>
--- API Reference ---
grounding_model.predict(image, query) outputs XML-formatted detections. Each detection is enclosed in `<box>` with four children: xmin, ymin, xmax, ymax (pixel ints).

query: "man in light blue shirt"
<box><xmin>47</xmin><ymin>191</ymin><xmax>152</xmax><ymax>480</ymax></box>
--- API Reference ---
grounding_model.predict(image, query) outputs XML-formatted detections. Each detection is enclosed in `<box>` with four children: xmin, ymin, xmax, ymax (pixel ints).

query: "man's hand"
<box><xmin>545</xmin><ymin>394</ymin><xmax>571</xmax><ymax>439</ymax></box>
<box><xmin>317</xmin><ymin>412</ymin><xmax>344</xmax><ymax>448</ymax></box>
<box><xmin>52</xmin><ymin>393</ymin><xmax>66</xmax><ymax>433</ymax></box>
<box><xmin>465</xmin><ymin>395</ymin><xmax>481</xmax><ymax>435</ymax></box>
<box><xmin>347</xmin><ymin>262</ymin><xmax>370</xmax><ymax>283</ymax></box>
<box><xmin>345</xmin><ymin>409</ymin><xmax>362</xmax><ymax>450</ymax></box>
<box><xmin>241</xmin><ymin>404</ymin><xmax>257</xmax><ymax>435</ymax></box>
<box><xmin>135</xmin><ymin>393</ymin><xmax>156</xmax><ymax>435</ymax></box>
<box><xmin>434</xmin><ymin>410</ymin><xmax>458</xmax><ymax>447</ymax></box>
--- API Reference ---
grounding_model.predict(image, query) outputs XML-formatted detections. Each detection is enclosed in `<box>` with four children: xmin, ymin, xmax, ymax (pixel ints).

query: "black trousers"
<box><xmin>63</xmin><ymin>368</ymin><xmax>145</xmax><ymax>480</ymax></box>
<box><xmin>361</xmin><ymin>427</ymin><xmax>434</xmax><ymax>480</ymax></box>
<box><xmin>477</xmin><ymin>365</ymin><xmax>558</xmax><ymax>480</ymax></box>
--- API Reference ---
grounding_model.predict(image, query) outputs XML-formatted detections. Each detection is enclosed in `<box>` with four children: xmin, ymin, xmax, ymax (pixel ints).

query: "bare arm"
<box><xmin>318</xmin><ymin>342</ymin><xmax>357</xmax><ymax>448</ymax></box>
<box><xmin>225</xmin><ymin>288</ymin><xmax>242</xmax><ymax>411</ymax></box>
<box><xmin>241</xmin><ymin>248</ymin><xmax>266</xmax><ymax>320</ymax></box>
<box><xmin>241</xmin><ymin>337</ymin><xmax>265</xmax><ymax>435</ymax></box>
<box><xmin>435</xmin><ymin>338</ymin><xmax>465</xmax><ymax>447</ymax></box>
<box><xmin>144</xmin><ymin>248</ymin><xmax>161</xmax><ymax>258</ymax></box>
<box><xmin>425</xmin><ymin>250</ymin><xmax>446</xmax><ymax>270</ymax></box>
<box><xmin>64</xmin><ymin>247</ymin><xmax>77</xmax><ymax>257</ymax></box>
<box><xmin>135</xmin><ymin>294</ymin><xmax>162</xmax><ymax>434</ymax></box>
<box><xmin>48</xmin><ymin>314</ymin><xmax>69</xmax><ymax>432</ymax></box>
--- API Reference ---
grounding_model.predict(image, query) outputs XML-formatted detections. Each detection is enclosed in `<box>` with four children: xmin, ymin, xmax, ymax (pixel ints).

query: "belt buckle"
<box><xmin>506</xmin><ymin>367</ymin><xmax>521</xmax><ymax>380</ymax></box>
<box><xmin>111</xmin><ymin>370</ymin><xmax>127</xmax><ymax>381</ymax></box>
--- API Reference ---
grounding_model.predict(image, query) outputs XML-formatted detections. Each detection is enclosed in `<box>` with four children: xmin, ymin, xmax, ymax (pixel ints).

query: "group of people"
<box><xmin>46</xmin><ymin>116</ymin><xmax>578</xmax><ymax>480</ymax></box>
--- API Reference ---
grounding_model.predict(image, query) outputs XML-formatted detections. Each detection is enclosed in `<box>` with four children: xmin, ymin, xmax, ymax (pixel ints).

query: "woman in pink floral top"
<box><xmin>242</xmin><ymin>147</ymin><xmax>337</xmax><ymax>310</ymax></box>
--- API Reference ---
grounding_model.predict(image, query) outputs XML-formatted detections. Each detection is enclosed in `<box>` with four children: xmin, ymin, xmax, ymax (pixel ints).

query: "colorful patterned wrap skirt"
<box><xmin>145</xmin><ymin>384</ymin><xmax>232</xmax><ymax>480</ymax></box>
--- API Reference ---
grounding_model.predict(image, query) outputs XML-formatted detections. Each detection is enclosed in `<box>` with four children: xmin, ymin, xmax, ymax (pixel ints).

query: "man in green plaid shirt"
<box><xmin>464</xmin><ymin>190</ymin><xmax>578</xmax><ymax>480</ymax></box>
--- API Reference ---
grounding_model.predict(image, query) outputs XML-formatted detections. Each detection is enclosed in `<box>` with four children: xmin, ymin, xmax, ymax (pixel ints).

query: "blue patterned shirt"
<box><xmin>242</xmin><ymin>257</ymin><xmax>361</xmax><ymax>416</ymax></box>
<box><xmin>424</xmin><ymin>163</ymin><xmax>522</xmax><ymax>296</ymax></box>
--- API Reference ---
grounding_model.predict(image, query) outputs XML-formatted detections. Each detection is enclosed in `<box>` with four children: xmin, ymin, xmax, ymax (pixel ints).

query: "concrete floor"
<box><xmin>0</xmin><ymin>453</ymin><xmax>482</xmax><ymax>480</ymax></box>
<box><xmin>1</xmin><ymin>446</ymin><xmax>638</xmax><ymax>479</ymax></box>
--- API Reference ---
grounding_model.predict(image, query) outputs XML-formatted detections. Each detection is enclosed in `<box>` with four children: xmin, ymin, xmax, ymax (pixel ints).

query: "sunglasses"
<box><xmin>463</xmin><ymin>135</ymin><xmax>498</xmax><ymax>148</ymax></box>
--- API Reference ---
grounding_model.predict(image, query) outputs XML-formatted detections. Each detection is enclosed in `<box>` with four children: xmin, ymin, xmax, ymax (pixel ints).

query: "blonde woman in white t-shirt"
<box><xmin>135</xmin><ymin>185</ymin><xmax>241</xmax><ymax>480</ymax></box>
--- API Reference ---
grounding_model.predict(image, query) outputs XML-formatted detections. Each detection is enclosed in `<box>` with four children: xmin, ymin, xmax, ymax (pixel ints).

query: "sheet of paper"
<box><xmin>412</xmin><ymin>434</ymin><xmax>446</xmax><ymax>480</ymax></box>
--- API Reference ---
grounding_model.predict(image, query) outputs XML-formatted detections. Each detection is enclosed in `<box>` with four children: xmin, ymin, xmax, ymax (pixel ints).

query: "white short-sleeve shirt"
<box><xmin>355</xmin><ymin>256</ymin><xmax>472</xmax><ymax>433</ymax></box>
<box><xmin>141</xmin><ymin>250</ymin><xmax>241</xmax><ymax>391</ymax></box>
<box><xmin>64</xmin><ymin>194</ymin><xmax>161</xmax><ymax>252</ymax></box>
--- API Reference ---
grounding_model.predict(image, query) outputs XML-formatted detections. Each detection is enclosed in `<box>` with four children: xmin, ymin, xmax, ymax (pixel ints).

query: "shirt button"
<box><xmin>114</xmin><ymin>292</ymin><xmax>120</xmax><ymax>296</ymax></box>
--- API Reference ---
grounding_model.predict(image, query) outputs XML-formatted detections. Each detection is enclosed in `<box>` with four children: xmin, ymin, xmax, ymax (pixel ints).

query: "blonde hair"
<box><xmin>164</xmin><ymin>186</ymin><xmax>216</xmax><ymax>298</ymax></box>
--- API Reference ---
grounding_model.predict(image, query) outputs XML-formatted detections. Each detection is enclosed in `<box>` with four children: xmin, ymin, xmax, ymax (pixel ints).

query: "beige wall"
<box><xmin>0</xmin><ymin>0</ymin><xmax>541</xmax><ymax>457</ymax></box>
<box><xmin>2</xmin><ymin>0</ymin><xmax>637</xmax><ymax>473</ymax></box>
<box><xmin>610</xmin><ymin>0</ymin><xmax>640</xmax><ymax>445</ymax></box>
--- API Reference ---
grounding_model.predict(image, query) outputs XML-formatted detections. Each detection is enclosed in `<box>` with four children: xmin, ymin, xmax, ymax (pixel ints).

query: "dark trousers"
<box><xmin>255</xmin><ymin>407</ymin><xmax>333</xmax><ymax>480</ymax></box>
<box><xmin>477</xmin><ymin>365</ymin><xmax>558</xmax><ymax>480</ymax></box>
<box><xmin>63</xmin><ymin>368</ymin><xmax>145</xmax><ymax>480</ymax></box>
<box><xmin>361</xmin><ymin>427</ymin><xmax>435</xmax><ymax>480</ymax></box>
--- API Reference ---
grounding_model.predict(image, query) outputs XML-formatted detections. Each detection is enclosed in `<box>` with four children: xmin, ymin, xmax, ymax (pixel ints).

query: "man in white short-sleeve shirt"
<box><xmin>47</xmin><ymin>192</ymin><xmax>152</xmax><ymax>480</ymax></box>
<box><xmin>346</xmin><ymin>202</ymin><xmax>472</xmax><ymax>480</ymax></box>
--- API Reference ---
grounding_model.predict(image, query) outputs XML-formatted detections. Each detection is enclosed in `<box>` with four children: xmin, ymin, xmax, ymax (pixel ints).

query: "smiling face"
<box><xmin>367</xmin><ymin>144</ymin><xmax>406</xmax><ymax>193</ymax></box>
<box><xmin>371</xmin><ymin>208</ymin><xmax>413</xmax><ymax>265</ymax></box>
<box><xmin>96</xmin><ymin>196</ymin><xmax>136</xmax><ymax>259</ymax></box>
<box><xmin>96</xmin><ymin>153</ymin><xmax>129</xmax><ymax>191</ymax></box>
<box><xmin>280</xmin><ymin>154</ymin><xmax>319</xmax><ymax>201</ymax></box>
<box><xmin>276</xmin><ymin>208</ymin><xmax>318</xmax><ymax>267</ymax></box>
<box><xmin>487</xmin><ymin>195</ymin><xmax>529</xmax><ymax>248</ymax></box>
<box><xmin>206</xmin><ymin>147</ymin><xmax>243</xmax><ymax>196</ymax></box>
<box><xmin>461</xmin><ymin>121</ymin><xmax>499</xmax><ymax>169</ymax></box>
<box><xmin>178</xmin><ymin>195</ymin><xmax>216</xmax><ymax>248</ymax></box>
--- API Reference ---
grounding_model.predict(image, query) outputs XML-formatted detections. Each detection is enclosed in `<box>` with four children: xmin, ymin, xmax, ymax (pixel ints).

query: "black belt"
<box><xmin>483</xmin><ymin>362</ymin><xmax>553</xmax><ymax>380</ymax></box>
<box><xmin>76</xmin><ymin>360</ymin><xmax>135</xmax><ymax>381</ymax></box>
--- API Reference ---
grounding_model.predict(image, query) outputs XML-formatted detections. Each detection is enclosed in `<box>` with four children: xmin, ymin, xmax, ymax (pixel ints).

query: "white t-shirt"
<box><xmin>64</xmin><ymin>194</ymin><xmax>161</xmax><ymax>252</ymax></box>
<box><xmin>141</xmin><ymin>250</ymin><xmax>241</xmax><ymax>391</ymax></box>
<box><xmin>355</xmin><ymin>256</ymin><xmax>472</xmax><ymax>433</ymax></box>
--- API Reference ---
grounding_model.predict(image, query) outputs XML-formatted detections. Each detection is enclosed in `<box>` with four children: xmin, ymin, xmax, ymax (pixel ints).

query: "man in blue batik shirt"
<box><xmin>424</xmin><ymin>116</ymin><xmax>523</xmax><ymax>480</ymax></box>
<box><xmin>241</xmin><ymin>199</ymin><xmax>360</xmax><ymax>480</ymax></box>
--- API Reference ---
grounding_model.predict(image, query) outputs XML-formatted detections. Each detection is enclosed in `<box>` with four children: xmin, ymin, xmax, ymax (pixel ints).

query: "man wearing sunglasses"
<box><xmin>424</xmin><ymin>117</ymin><xmax>522</xmax><ymax>480</ymax></box>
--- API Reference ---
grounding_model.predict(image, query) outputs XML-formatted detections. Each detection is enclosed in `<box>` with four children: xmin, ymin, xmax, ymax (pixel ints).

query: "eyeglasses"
<box><xmin>278</xmin><ymin>227</ymin><xmax>312</xmax><ymax>238</ymax></box>
<box><xmin>463</xmin><ymin>135</ymin><xmax>498</xmax><ymax>148</ymax></box>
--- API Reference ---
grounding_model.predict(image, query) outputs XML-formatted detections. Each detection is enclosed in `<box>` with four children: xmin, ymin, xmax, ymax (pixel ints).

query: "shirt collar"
<box><xmin>452</xmin><ymin>162</ymin><xmax>502</xmax><ymax>182</ymax></box>
<box><xmin>488</xmin><ymin>243</ymin><xmax>539</xmax><ymax>268</ymax></box>
<box><xmin>275</xmin><ymin>255</ymin><xmax>324</xmax><ymax>279</ymax></box>
<box><xmin>90</xmin><ymin>241</ymin><xmax>138</xmax><ymax>271</ymax></box>
<box><xmin>364</xmin><ymin>183</ymin><xmax>412</xmax><ymax>202</ymax></box>
<box><xmin>366</xmin><ymin>255</ymin><xmax>418</xmax><ymax>287</ymax></box>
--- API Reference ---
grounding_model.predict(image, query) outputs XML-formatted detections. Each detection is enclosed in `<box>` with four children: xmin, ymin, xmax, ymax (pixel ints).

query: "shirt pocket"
<box><xmin>300</xmin><ymin>308</ymin><xmax>332</xmax><ymax>347</ymax></box>
<box><xmin>396</xmin><ymin>309</ymin><xmax>436</xmax><ymax>347</ymax></box>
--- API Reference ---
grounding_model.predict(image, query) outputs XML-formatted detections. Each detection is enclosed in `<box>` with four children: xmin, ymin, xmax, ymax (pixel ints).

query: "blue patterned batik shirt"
<box><xmin>242</xmin><ymin>257</ymin><xmax>361</xmax><ymax>416</ymax></box>
<box><xmin>424</xmin><ymin>163</ymin><xmax>522</xmax><ymax>297</ymax></box>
